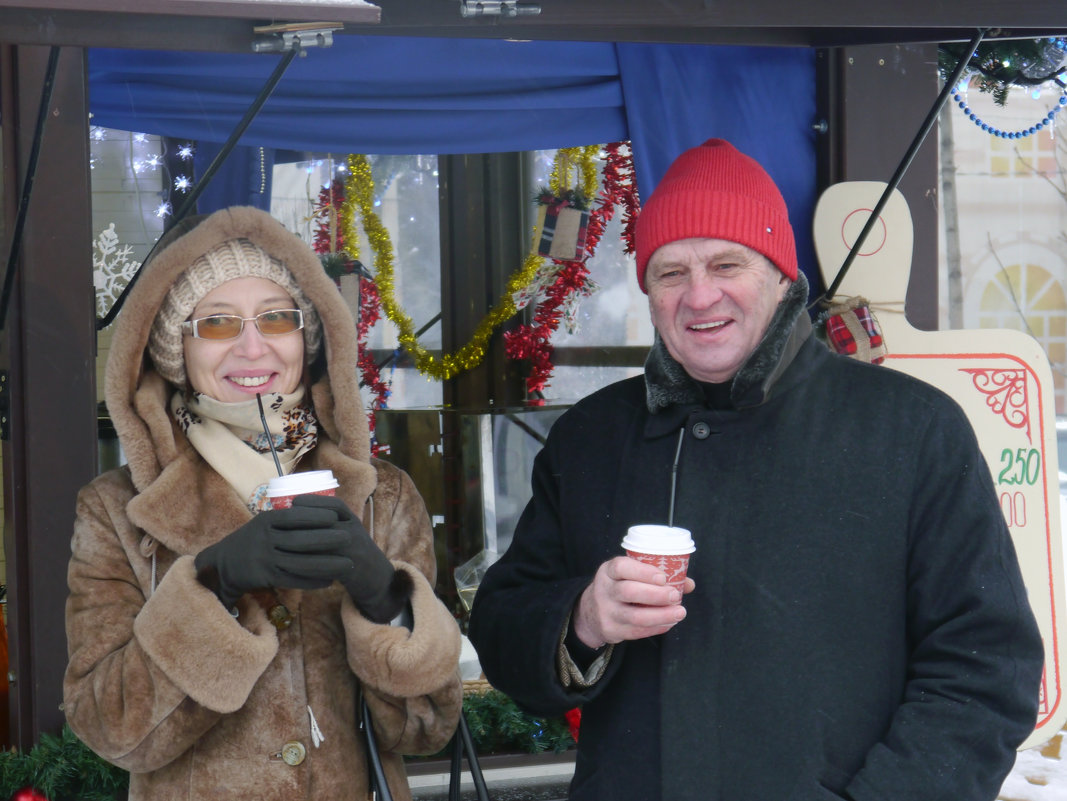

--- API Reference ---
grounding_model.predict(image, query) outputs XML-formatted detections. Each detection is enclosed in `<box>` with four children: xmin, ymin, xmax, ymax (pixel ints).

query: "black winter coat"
<box><xmin>469</xmin><ymin>281</ymin><xmax>1043</xmax><ymax>801</ymax></box>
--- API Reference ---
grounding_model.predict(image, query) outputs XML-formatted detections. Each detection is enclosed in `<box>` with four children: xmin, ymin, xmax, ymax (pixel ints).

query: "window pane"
<box><xmin>272</xmin><ymin>155</ymin><xmax>443</xmax><ymax>408</ymax></box>
<box><xmin>540</xmin><ymin>365</ymin><xmax>645</xmax><ymax>404</ymax></box>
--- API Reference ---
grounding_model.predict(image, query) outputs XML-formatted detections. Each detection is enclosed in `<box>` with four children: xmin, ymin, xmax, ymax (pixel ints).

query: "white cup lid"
<box><xmin>266</xmin><ymin>470</ymin><xmax>339</xmax><ymax>497</ymax></box>
<box><xmin>621</xmin><ymin>524</ymin><xmax>695</xmax><ymax>555</ymax></box>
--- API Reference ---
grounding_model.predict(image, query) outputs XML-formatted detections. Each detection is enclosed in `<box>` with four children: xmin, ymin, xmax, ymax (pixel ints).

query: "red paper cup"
<box><xmin>621</xmin><ymin>524</ymin><xmax>695</xmax><ymax>595</ymax></box>
<box><xmin>625</xmin><ymin>550</ymin><xmax>692</xmax><ymax>592</ymax></box>
<box><xmin>267</xmin><ymin>470</ymin><xmax>339</xmax><ymax>510</ymax></box>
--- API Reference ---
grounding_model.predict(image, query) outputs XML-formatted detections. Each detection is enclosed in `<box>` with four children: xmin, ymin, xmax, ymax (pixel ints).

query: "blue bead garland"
<box><xmin>954</xmin><ymin>90</ymin><xmax>1067</xmax><ymax>138</ymax></box>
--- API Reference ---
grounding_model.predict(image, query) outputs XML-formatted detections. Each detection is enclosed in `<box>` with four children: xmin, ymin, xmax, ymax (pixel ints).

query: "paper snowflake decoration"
<box><xmin>93</xmin><ymin>223</ymin><xmax>140</xmax><ymax>319</ymax></box>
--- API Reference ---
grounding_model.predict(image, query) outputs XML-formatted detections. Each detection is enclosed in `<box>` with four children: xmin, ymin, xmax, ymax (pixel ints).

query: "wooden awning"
<box><xmin>1</xmin><ymin>0</ymin><xmax>1067</xmax><ymax>51</ymax></box>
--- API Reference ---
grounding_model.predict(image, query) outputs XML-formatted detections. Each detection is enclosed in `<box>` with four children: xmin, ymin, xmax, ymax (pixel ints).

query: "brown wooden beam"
<box><xmin>438</xmin><ymin>153</ymin><xmax>528</xmax><ymax>411</ymax></box>
<box><xmin>0</xmin><ymin>44</ymin><xmax>96</xmax><ymax>748</ymax></box>
<box><xmin>816</xmin><ymin>43</ymin><xmax>941</xmax><ymax>331</ymax></box>
<box><xmin>2</xmin><ymin>1</ymin><xmax>1067</xmax><ymax>50</ymax></box>
<box><xmin>0</xmin><ymin>8</ymin><xmax>260</xmax><ymax>51</ymax></box>
<box><xmin>0</xmin><ymin>0</ymin><xmax>379</xmax><ymax>24</ymax></box>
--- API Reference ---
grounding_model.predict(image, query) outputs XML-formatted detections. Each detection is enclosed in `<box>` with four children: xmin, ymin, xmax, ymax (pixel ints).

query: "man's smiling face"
<box><xmin>646</xmin><ymin>237</ymin><xmax>790</xmax><ymax>384</ymax></box>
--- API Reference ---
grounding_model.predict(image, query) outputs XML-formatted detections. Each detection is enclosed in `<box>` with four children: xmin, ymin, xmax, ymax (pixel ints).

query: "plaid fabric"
<box><xmin>537</xmin><ymin>204</ymin><xmax>590</xmax><ymax>261</ymax></box>
<box><xmin>824</xmin><ymin>302</ymin><xmax>887</xmax><ymax>364</ymax></box>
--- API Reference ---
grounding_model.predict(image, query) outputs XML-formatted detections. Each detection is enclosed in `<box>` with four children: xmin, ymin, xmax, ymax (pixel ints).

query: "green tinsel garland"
<box><xmin>0</xmin><ymin>693</ymin><xmax>574</xmax><ymax>799</ymax></box>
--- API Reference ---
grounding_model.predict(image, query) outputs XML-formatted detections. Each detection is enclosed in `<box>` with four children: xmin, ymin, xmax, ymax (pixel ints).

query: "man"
<box><xmin>468</xmin><ymin>138</ymin><xmax>1043</xmax><ymax>801</ymax></box>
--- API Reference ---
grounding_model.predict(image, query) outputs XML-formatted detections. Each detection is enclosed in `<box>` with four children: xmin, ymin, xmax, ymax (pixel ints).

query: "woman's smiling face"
<box><xmin>182</xmin><ymin>276</ymin><xmax>305</xmax><ymax>403</ymax></box>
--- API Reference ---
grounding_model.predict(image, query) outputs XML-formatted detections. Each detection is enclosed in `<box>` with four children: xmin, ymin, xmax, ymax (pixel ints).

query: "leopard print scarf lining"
<box><xmin>171</xmin><ymin>387</ymin><xmax>318</xmax><ymax>512</ymax></box>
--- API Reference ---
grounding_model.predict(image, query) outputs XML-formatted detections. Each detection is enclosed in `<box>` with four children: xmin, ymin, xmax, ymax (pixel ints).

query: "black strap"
<box><xmin>362</xmin><ymin>695</ymin><xmax>489</xmax><ymax>801</ymax></box>
<box><xmin>0</xmin><ymin>46</ymin><xmax>60</xmax><ymax>333</ymax></box>
<box><xmin>361</xmin><ymin>696</ymin><xmax>394</xmax><ymax>801</ymax></box>
<box><xmin>448</xmin><ymin>711</ymin><xmax>490</xmax><ymax>801</ymax></box>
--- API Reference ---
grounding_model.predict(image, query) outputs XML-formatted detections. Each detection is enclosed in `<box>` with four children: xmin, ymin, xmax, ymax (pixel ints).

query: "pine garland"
<box><xmin>1</xmin><ymin>695</ymin><xmax>575</xmax><ymax>799</ymax></box>
<box><xmin>939</xmin><ymin>38</ymin><xmax>1067</xmax><ymax>106</ymax></box>
<box><xmin>460</xmin><ymin>690</ymin><xmax>575</xmax><ymax>755</ymax></box>
<box><xmin>0</xmin><ymin>725</ymin><xmax>128</xmax><ymax>801</ymax></box>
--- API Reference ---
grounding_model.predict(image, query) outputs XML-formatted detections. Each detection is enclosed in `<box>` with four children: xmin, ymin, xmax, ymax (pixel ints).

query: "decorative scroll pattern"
<box><xmin>960</xmin><ymin>368</ymin><xmax>1031</xmax><ymax>443</ymax></box>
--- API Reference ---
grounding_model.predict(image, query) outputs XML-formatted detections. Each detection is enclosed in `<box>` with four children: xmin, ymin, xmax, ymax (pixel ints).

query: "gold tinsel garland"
<box><xmin>342</xmin><ymin>149</ymin><xmax>597</xmax><ymax>381</ymax></box>
<box><xmin>551</xmin><ymin>145</ymin><xmax>600</xmax><ymax>200</ymax></box>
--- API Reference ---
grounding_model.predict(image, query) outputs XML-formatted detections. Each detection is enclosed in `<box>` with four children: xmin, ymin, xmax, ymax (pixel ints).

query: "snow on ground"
<box><xmin>999</xmin><ymin>731</ymin><xmax>1067</xmax><ymax>801</ymax></box>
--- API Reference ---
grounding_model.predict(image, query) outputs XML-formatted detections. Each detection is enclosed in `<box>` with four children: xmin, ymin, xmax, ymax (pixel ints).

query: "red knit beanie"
<box><xmin>634</xmin><ymin>138</ymin><xmax>798</xmax><ymax>292</ymax></box>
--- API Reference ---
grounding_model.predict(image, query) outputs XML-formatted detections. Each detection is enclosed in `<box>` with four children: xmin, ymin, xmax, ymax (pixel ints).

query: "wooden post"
<box><xmin>0</xmin><ymin>44</ymin><xmax>96</xmax><ymax>748</ymax></box>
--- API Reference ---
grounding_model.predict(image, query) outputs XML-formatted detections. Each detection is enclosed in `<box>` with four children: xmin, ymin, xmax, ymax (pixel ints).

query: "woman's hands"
<box><xmin>193</xmin><ymin>494</ymin><xmax>411</xmax><ymax>623</ymax></box>
<box><xmin>193</xmin><ymin>503</ymin><xmax>352</xmax><ymax>609</ymax></box>
<box><xmin>294</xmin><ymin>494</ymin><xmax>412</xmax><ymax>624</ymax></box>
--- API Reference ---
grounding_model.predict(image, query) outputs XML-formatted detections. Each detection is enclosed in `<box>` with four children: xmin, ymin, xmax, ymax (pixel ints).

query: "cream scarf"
<box><xmin>170</xmin><ymin>388</ymin><xmax>319</xmax><ymax>511</ymax></box>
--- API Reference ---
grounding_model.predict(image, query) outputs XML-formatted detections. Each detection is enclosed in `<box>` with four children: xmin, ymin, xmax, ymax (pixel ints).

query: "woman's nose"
<box><xmin>232</xmin><ymin>321</ymin><xmax>269</xmax><ymax>358</ymax></box>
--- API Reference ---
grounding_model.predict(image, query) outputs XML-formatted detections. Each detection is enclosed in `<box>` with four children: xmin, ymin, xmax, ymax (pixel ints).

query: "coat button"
<box><xmin>281</xmin><ymin>740</ymin><xmax>307</xmax><ymax>766</ymax></box>
<box><xmin>691</xmin><ymin>421</ymin><xmax>711</xmax><ymax>439</ymax></box>
<box><xmin>268</xmin><ymin>604</ymin><xmax>293</xmax><ymax>630</ymax></box>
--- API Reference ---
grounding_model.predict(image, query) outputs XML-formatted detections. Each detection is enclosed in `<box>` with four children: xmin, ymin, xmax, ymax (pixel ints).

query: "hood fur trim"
<box><xmin>105</xmin><ymin>207</ymin><xmax>374</xmax><ymax>501</ymax></box>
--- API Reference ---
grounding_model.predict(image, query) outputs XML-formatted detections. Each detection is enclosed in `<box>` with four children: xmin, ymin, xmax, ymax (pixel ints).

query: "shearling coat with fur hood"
<box><xmin>64</xmin><ymin>207</ymin><xmax>463</xmax><ymax>801</ymax></box>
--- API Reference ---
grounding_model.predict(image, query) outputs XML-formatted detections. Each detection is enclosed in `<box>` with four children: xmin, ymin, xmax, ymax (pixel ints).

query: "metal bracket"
<box><xmin>0</xmin><ymin>370</ymin><xmax>9</xmax><ymax>441</ymax></box>
<box><xmin>460</xmin><ymin>1</ymin><xmax>541</xmax><ymax>18</ymax></box>
<box><xmin>252</xmin><ymin>22</ymin><xmax>341</xmax><ymax>54</ymax></box>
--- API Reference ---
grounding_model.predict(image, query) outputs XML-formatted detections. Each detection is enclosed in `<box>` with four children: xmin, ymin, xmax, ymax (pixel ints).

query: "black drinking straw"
<box><xmin>256</xmin><ymin>393</ymin><xmax>284</xmax><ymax>476</ymax></box>
<box><xmin>667</xmin><ymin>427</ymin><xmax>685</xmax><ymax>527</ymax></box>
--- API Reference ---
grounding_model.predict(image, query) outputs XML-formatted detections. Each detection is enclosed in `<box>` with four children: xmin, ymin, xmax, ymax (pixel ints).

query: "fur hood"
<box><xmin>105</xmin><ymin>206</ymin><xmax>377</xmax><ymax>514</ymax></box>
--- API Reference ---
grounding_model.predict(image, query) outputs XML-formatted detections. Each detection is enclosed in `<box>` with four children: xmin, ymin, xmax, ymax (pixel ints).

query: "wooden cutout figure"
<box><xmin>814</xmin><ymin>181</ymin><xmax>1067</xmax><ymax>749</ymax></box>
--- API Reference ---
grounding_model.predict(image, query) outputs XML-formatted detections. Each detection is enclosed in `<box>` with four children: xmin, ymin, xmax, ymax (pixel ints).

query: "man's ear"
<box><xmin>775</xmin><ymin>274</ymin><xmax>792</xmax><ymax>302</ymax></box>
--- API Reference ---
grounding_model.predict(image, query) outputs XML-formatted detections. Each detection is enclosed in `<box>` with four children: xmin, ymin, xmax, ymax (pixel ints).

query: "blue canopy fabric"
<box><xmin>89</xmin><ymin>36</ymin><xmax>818</xmax><ymax>287</ymax></box>
<box><xmin>89</xmin><ymin>37</ymin><xmax>628</xmax><ymax>154</ymax></box>
<box><xmin>617</xmin><ymin>43</ymin><xmax>817</xmax><ymax>291</ymax></box>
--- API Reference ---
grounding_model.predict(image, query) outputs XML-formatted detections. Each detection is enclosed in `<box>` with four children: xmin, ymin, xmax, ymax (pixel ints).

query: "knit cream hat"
<box><xmin>148</xmin><ymin>237</ymin><xmax>323</xmax><ymax>386</ymax></box>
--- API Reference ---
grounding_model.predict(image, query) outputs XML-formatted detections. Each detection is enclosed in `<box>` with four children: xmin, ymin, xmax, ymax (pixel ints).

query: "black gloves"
<box><xmin>194</xmin><ymin>504</ymin><xmax>353</xmax><ymax>610</ymax></box>
<box><xmin>194</xmin><ymin>494</ymin><xmax>412</xmax><ymax>624</ymax></box>
<box><xmin>293</xmin><ymin>494</ymin><xmax>412</xmax><ymax>624</ymax></box>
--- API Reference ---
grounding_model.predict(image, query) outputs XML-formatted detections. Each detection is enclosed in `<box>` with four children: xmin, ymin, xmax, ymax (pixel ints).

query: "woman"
<box><xmin>64</xmin><ymin>206</ymin><xmax>462</xmax><ymax>800</ymax></box>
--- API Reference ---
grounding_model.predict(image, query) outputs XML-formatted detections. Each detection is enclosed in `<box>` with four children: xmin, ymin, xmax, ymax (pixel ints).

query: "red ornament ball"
<box><xmin>10</xmin><ymin>788</ymin><xmax>48</xmax><ymax>801</ymax></box>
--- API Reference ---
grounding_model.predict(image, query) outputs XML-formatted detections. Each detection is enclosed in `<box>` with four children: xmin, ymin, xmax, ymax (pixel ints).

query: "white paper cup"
<box><xmin>267</xmin><ymin>470</ymin><xmax>339</xmax><ymax>509</ymax></box>
<box><xmin>621</xmin><ymin>524</ymin><xmax>695</xmax><ymax>592</ymax></box>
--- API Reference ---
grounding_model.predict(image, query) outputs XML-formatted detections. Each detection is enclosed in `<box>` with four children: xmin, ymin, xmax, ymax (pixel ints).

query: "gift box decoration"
<box><xmin>534</xmin><ymin>191</ymin><xmax>590</xmax><ymax>261</ymax></box>
<box><xmin>821</xmin><ymin>296</ymin><xmax>888</xmax><ymax>364</ymax></box>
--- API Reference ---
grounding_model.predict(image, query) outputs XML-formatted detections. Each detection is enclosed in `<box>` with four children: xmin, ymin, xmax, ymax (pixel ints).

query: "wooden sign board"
<box><xmin>814</xmin><ymin>182</ymin><xmax>1067</xmax><ymax>749</ymax></box>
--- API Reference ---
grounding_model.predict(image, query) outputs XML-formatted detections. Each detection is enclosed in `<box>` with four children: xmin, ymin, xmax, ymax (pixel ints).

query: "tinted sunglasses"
<box><xmin>181</xmin><ymin>308</ymin><xmax>304</xmax><ymax>340</ymax></box>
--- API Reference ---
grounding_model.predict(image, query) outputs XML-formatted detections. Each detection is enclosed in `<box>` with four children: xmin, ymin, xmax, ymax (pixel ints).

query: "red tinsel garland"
<box><xmin>504</xmin><ymin>143</ymin><xmax>639</xmax><ymax>398</ymax></box>
<box><xmin>311</xmin><ymin>178</ymin><xmax>391</xmax><ymax>455</ymax></box>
